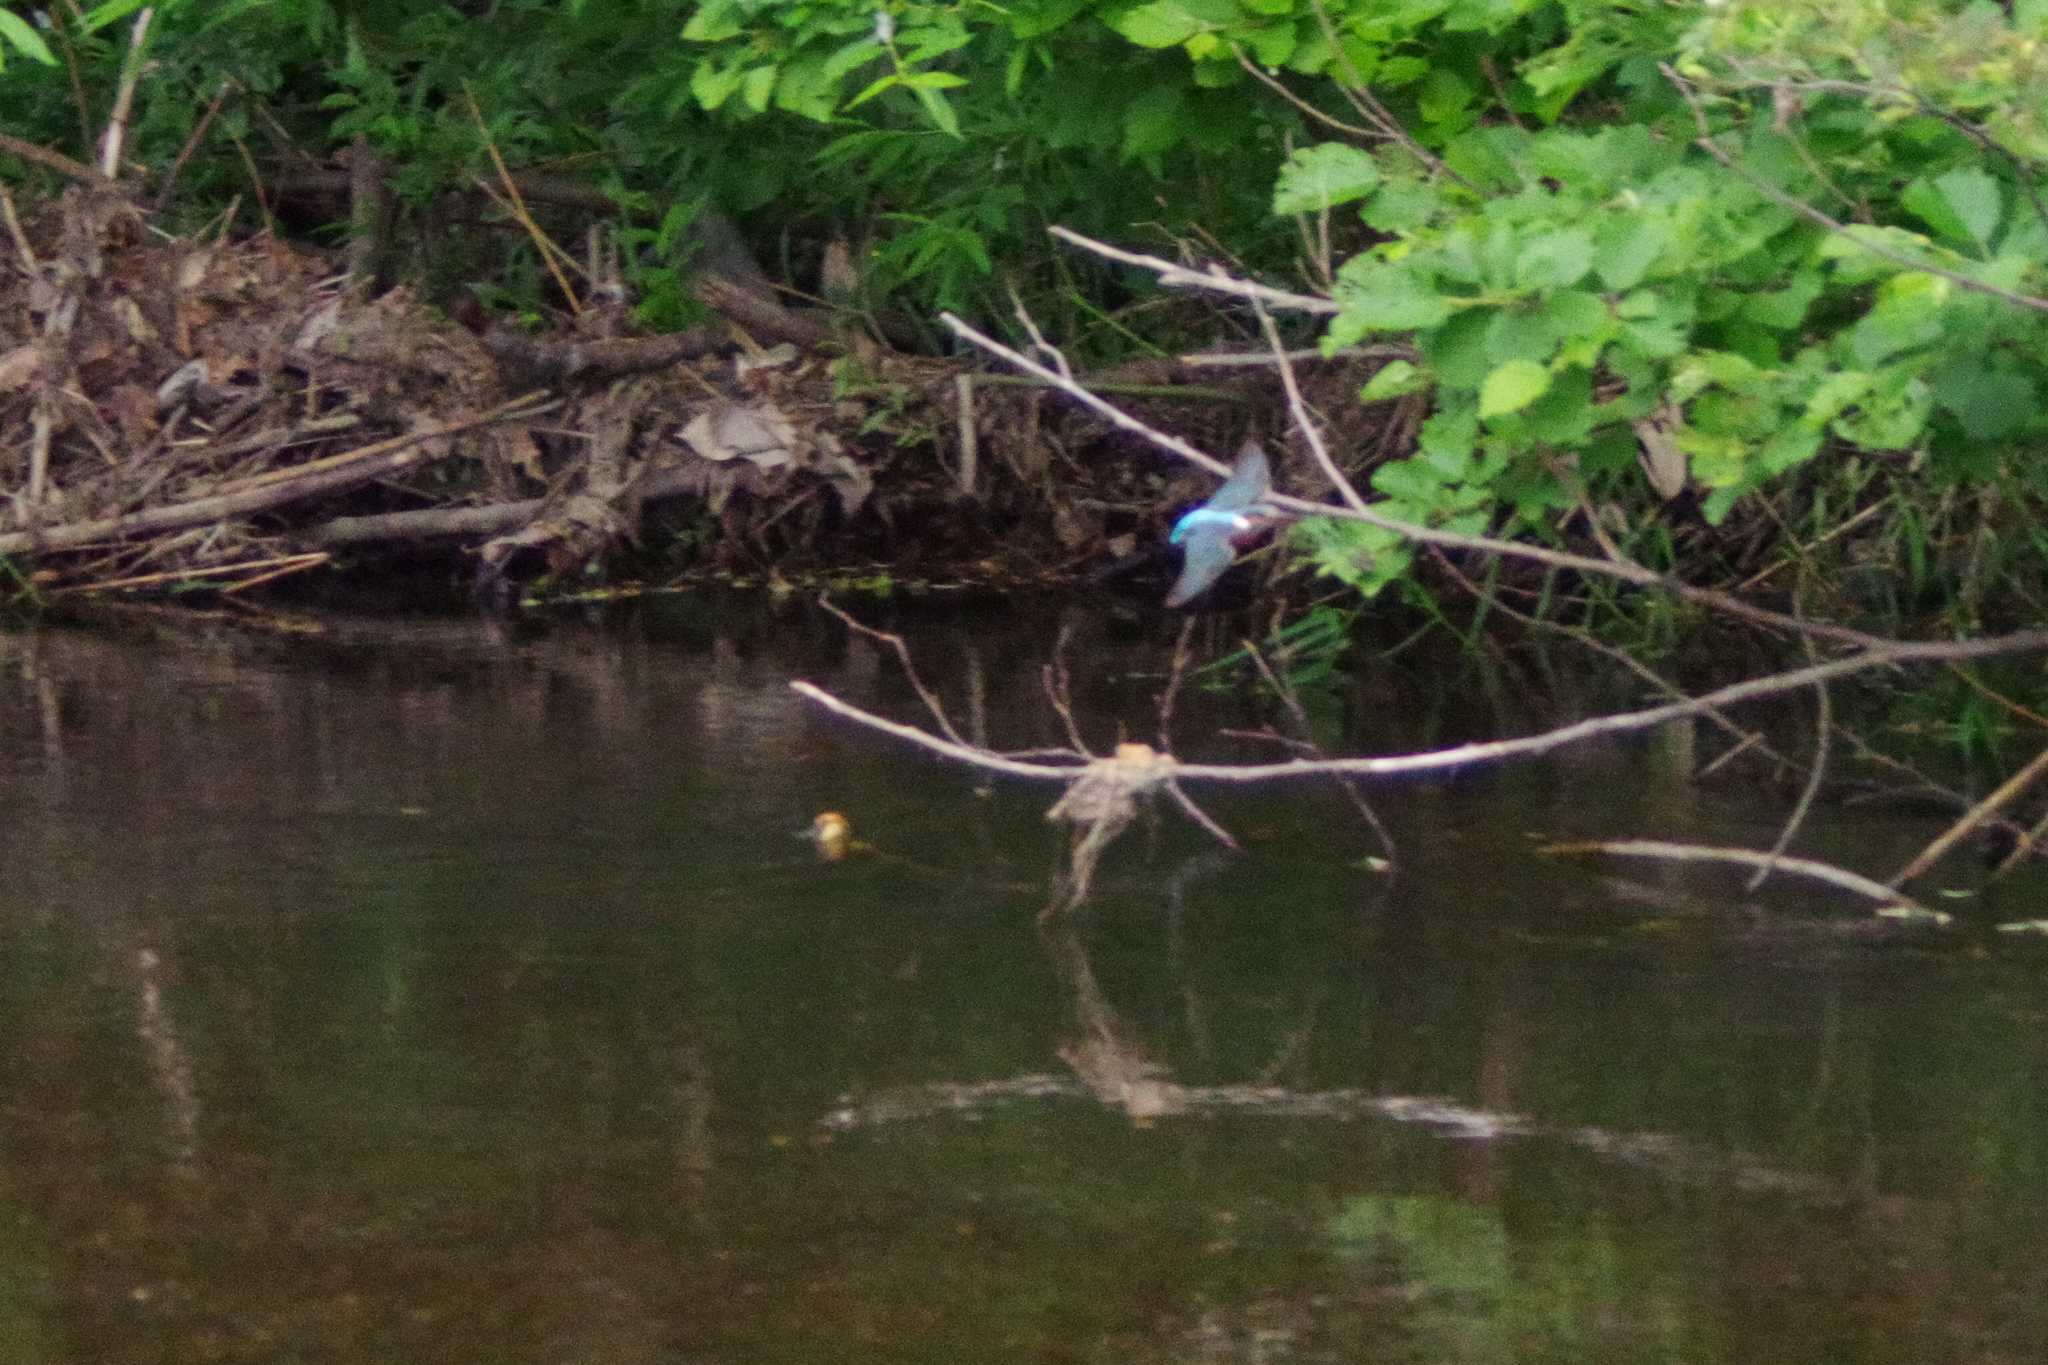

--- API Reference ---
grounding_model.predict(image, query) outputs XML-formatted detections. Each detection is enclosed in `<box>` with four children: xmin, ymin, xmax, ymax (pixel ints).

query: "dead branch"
<box><xmin>794</xmin><ymin>630</ymin><xmax>2048</xmax><ymax>788</ymax></box>
<box><xmin>1046</xmin><ymin>227</ymin><xmax>1339</xmax><ymax>315</ymax></box>
<box><xmin>1747</xmin><ymin>626</ymin><xmax>1832</xmax><ymax>892</ymax></box>
<box><xmin>1891</xmin><ymin>742</ymin><xmax>2048</xmax><ymax>886</ymax></box>
<box><xmin>694</xmin><ymin>276</ymin><xmax>835</xmax><ymax>350</ymax></box>
<box><xmin>480</xmin><ymin>327</ymin><xmax>726</xmax><ymax>383</ymax></box>
<box><xmin>0</xmin><ymin>132</ymin><xmax>110</xmax><ymax>187</ymax></box>
<box><xmin>818</xmin><ymin>597</ymin><xmax>977</xmax><ymax>749</ymax></box>
<box><xmin>0</xmin><ymin>393</ymin><xmax>554</xmax><ymax>557</ymax></box>
<box><xmin>95</xmin><ymin>7</ymin><xmax>155</xmax><ymax>181</ymax></box>
<box><xmin>1541</xmin><ymin>839</ymin><xmax>1940</xmax><ymax>918</ymax></box>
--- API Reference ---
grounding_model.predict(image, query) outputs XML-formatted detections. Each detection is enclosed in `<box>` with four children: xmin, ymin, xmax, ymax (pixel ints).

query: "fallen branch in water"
<box><xmin>796</xmin><ymin>628</ymin><xmax>2048</xmax><ymax>786</ymax></box>
<box><xmin>1539</xmin><ymin>839</ymin><xmax>1942</xmax><ymax>920</ymax></box>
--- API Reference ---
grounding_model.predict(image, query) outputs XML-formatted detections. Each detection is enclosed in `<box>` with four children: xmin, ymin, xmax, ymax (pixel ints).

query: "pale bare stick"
<box><xmin>1746</xmin><ymin>672</ymin><xmax>1832</xmax><ymax>892</ymax></box>
<box><xmin>1047</xmin><ymin>228</ymin><xmax>1338</xmax><ymax>316</ymax></box>
<box><xmin>793</xmin><ymin>681</ymin><xmax>1085</xmax><ymax>780</ymax></box>
<box><xmin>1155</xmin><ymin>618</ymin><xmax>1199</xmax><ymax>755</ymax></box>
<box><xmin>1254</xmin><ymin>296</ymin><xmax>1368</xmax><ymax>512</ymax></box>
<box><xmin>817</xmin><ymin>596</ymin><xmax>972</xmax><ymax>748</ymax></box>
<box><xmin>1022</xmin><ymin>625</ymin><xmax>1092</xmax><ymax>757</ymax></box>
<box><xmin>98</xmin><ymin>7</ymin><xmax>155</xmax><ymax>180</ymax></box>
<box><xmin>799</xmin><ymin>630</ymin><xmax>2048</xmax><ymax>789</ymax></box>
<box><xmin>1890</xmin><ymin>742</ymin><xmax>2048</xmax><ymax>886</ymax></box>
<box><xmin>1541</xmin><ymin>840</ymin><xmax>1938</xmax><ymax>918</ymax></box>
<box><xmin>1163</xmin><ymin>783</ymin><xmax>1238</xmax><ymax>851</ymax></box>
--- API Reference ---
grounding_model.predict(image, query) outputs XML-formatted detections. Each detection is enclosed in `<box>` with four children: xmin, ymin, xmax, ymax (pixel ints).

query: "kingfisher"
<box><xmin>1165</xmin><ymin>441</ymin><xmax>1289</xmax><ymax>607</ymax></box>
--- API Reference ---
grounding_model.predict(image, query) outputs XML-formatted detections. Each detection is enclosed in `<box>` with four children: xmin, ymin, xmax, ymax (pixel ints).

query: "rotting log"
<box><xmin>302</xmin><ymin>455</ymin><xmax>708</xmax><ymax>548</ymax></box>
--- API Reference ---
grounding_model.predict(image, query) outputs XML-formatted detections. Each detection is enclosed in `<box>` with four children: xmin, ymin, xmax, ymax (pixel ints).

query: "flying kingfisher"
<box><xmin>1165</xmin><ymin>441</ymin><xmax>1289</xmax><ymax>607</ymax></box>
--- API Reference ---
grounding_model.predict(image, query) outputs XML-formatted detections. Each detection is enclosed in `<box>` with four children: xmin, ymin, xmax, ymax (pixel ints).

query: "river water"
<box><xmin>1</xmin><ymin>596</ymin><xmax>2043</xmax><ymax>1364</ymax></box>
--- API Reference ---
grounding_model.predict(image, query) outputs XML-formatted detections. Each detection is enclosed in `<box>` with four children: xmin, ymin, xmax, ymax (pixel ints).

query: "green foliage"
<box><xmin>0</xmin><ymin>10</ymin><xmax>57</xmax><ymax>69</ymax></box>
<box><xmin>0</xmin><ymin>0</ymin><xmax>1295</xmax><ymax>332</ymax></box>
<box><xmin>8</xmin><ymin>0</ymin><xmax>2048</xmax><ymax>622</ymax></box>
<box><xmin>1116</xmin><ymin>0</ymin><xmax>2048</xmax><ymax>609</ymax></box>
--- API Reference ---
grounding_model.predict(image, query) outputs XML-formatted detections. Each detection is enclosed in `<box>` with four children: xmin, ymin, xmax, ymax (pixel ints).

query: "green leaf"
<box><xmin>1516</xmin><ymin>229</ymin><xmax>1595</xmax><ymax>291</ymax></box>
<box><xmin>1419</xmin><ymin>405</ymin><xmax>1479</xmax><ymax>465</ymax></box>
<box><xmin>1757</xmin><ymin>425</ymin><xmax>1822</xmax><ymax>476</ymax></box>
<box><xmin>846</xmin><ymin>73</ymin><xmax>900</xmax><ymax>110</ymax></box>
<box><xmin>1523</xmin><ymin>367</ymin><xmax>1595</xmax><ymax>444</ymax></box>
<box><xmin>915</xmin><ymin>86</ymin><xmax>962</xmax><ymax>137</ymax></box>
<box><xmin>681</xmin><ymin>0</ymin><xmax>743</xmax><ymax>42</ymax></box>
<box><xmin>1742</xmin><ymin>270</ymin><xmax>1821</xmax><ymax>330</ymax></box>
<box><xmin>0</xmin><ymin>9</ymin><xmax>57</xmax><ymax>64</ymax></box>
<box><xmin>1122</xmin><ymin>85</ymin><xmax>1186</xmax><ymax>162</ymax></box>
<box><xmin>80</xmin><ymin>0</ymin><xmax>151</xmax><ymax>34</ymax></box>
<box><xmin>1360</xmin><ymin>360</ymin><xmax>1428</xmax><ymax>402</ymax></box>
<box><xmin>1593</xmin><ymin>215</ymin><xmax>1668</xmax><ymax>291</ymax></box>
<box><xmin>1331</xmin><ymin>258</ymin><xmax>1454</xmax><ymax>335</ymax></box>
<box><xmin>691</xmin><ymin>61</ymin><xmax>747</xmax><ymax>111</ymax></box>
<box><xmin>1904</xmin><ymin>168</ymin><xmax>2002</xmax><ymax>250</ymax></box>
<box><xmin>1111</xmin><ymin>1</ymin><xmax>1208</xmax><ymax>47</ymax></box>
<box><xmin>1422</xmin><ymin>308</ymin><xmax>1494</xmax><ymax>388</ymax></box>
<box><xmin>1374</xmin><ymin>457</ymin><xmax>1450</xmax><ymax>501</ymax></box>
<box><xmin>1933</xmin><ymin>364</ymin><xmax>2034</xmax><ymax>441</ymax></box>
<box><xmin>1362</xmin><ymin>179</ymin><xmax>1440</xmax><ymax>234</ymax></box>
<box><xmin>740</xmin><ymin>65</ymin><xmax>779</xmax><ymax>114</ymax></box>
<box><xmin>1479</xmin><ymin>359</ymin><xmax>1552</xmax><ymax>418</ymax></box>
<box><xmin>1274</xmin><ymin>144</ymin><xmax>1381</xmax><ymax>215</ymax></box>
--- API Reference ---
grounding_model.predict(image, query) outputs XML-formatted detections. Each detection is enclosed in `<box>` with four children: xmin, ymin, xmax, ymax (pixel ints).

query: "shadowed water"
<box><xmin>1</xmin><ymin>597</ymin><xmax>2044</xmax><ymax>1364</ymax></box>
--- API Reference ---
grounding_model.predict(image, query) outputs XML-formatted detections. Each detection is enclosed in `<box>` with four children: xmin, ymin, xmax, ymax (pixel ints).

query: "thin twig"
<box><xmin>1047</xmin><ymin>228</ymin><xmax>1339</xmax><ymax>315</ymax></box>
<box><xmin>154</xmin><ymin>78</ymin><xmax>232</xmax><ymax>212</ymax></box>
<box><xmin>1242</xmin><ymin>642</ymin><xmax>1397</xmax><ymax>869</ymax></box>
<box><xmin>1042</xmin><ymin>621</ymin><xmax>1094</xmax><ymax>755</ymax></box>
<box><xmin>1746</xmin><ymin>653</ymin><xmax>1832</xmax><ymax>891</ymax></box>
<box><xmin>816</xmin><ymin>596</ymin><xmax>972</xmax><ymax>748</ymax></box>
<box><xmin>1307</xmin><ymin>0</ymin><xmax>1473</xmax><ymax>189</ymax></box>
<box><xmin>98</xmin><ymin>7</ymin><xmax>155</xmax><ymax>181</ymax></box>
<box><xmin>1890</xmin><ymin>741</ymin><xmax>2048</xmax><ymax>886</ymax></box>
<box><xmin>1156</xmin><ymin>618</ymin><xmax>1198</xmax><ymax>753</ymax></box>
<box><xmin>1255</xmin><ymin>296</ymin><xmax>1367</xmax><ymax>511</ymax></box>
<box><xmin>1163</xmin><ymin>781</ymin><xmax>1239</xmax><ymax>851</ymax></box>
<box><xmin>1234</xmin><ymin>49</ymin><xmax>1378</xmax><ymax>143</ymax></box>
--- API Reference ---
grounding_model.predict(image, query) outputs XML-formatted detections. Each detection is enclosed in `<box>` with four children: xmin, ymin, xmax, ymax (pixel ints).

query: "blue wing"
<box><xmin>1202</xmin><ymin>441</ymin><xmax>1271</xmax><ymax>516</ymax></box>
<box><xmin>1165</xmin><ymin>529</ymin><xmax>1239</xmax><ymax>607</ymax></box>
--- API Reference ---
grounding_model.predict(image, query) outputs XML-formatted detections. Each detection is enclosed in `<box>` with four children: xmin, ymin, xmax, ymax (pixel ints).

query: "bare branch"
<box><xmin>796</xmin><ymin>630</ymin><xmax>2048</xmax><ymax>790</ymax></box>
<box><xmin>1047</xmin><ymin>228</ymin><xmax>1339</xmax><ymax>316</ymax></box>
<box><xmin>1891</xmin><ymin>740</ymin><xmax>2048</xmax><ymax>886</ymax></box>
<box><xmin>817</xmin><ymin>597</ymin><xmax>973</xmax><ymax>749</ymax></box>
<box><xmin>1255</xmin><ymin>296</ymin><xmax>1367</xmax><ymax>512</ymax></box>
<box><xmin>1542</xmin><ymin>839</ymin><xmax>1939</xmax><ymax>918</ymax></box>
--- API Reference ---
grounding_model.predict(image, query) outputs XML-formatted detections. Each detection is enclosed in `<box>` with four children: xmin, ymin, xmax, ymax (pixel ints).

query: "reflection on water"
<box><xmin>1</xmin><ymin>597</ymin><xmax>2046</xmax><ymax>1364</ymax></box>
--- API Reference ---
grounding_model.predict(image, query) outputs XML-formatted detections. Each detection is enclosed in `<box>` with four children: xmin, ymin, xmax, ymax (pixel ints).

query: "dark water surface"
<box><xmin>2</xmin><ymin>597</ymin><xmax>2045</xmax><ymax>1364</ymax></box>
